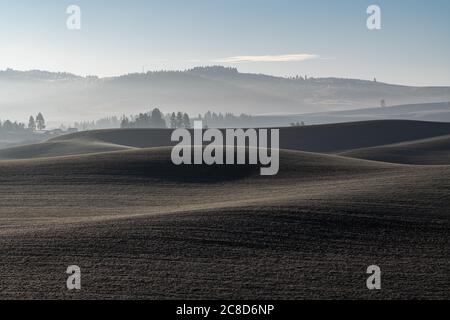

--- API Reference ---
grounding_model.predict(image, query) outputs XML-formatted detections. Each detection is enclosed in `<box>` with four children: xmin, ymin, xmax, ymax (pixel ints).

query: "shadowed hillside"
<box><xmin>0</xmin><ymin>138</ymin><xmax>134</xmax><ymax>160</ymax></box>
<box><xmin>2</xmin><ymin>120</ymin><xmax>450</xmax><ymax>160</ymax></box>
<box><xmin>48</xmin><ymin>119</ymin><xmax>450</xmax><ymax>152</ymax></box>
<box><xmin>53</xmin><ymin>120</ymin><xmax>450</xmax><ymax>154</ymax></box>
<box><xmin>341</xmin><ymin>134</ymin><xmax>450</xmax><ymax>165</ymax></box>
<box><xmin>279</xmin><ymin>120</ymin><xmax>450</xmax><ymax>153</ymax></box>
<box><xmin>0</xmin><ymin>147</ymin><xmax>449</xmax><ymax>299</ymax></box>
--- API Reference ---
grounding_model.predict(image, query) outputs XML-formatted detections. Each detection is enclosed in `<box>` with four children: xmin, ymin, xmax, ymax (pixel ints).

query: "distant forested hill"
<box><xmin>1</xmin><ymin>66</ymin><xmax>450</xmax><ymax>122</ymax></box>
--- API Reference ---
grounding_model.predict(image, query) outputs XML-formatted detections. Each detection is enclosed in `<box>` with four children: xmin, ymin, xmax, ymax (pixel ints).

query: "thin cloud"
<box><xmin>215</xmin><ymin>53</ymin><xmax>319</xmax><ymax>63</ymax></box>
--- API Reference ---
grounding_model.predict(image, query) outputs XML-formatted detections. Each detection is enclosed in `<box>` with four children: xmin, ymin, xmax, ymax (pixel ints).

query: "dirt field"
<box><xmin>0</xmin><ymin>121</ymin><xmax>449</xmax><ymax>299</ymax></box>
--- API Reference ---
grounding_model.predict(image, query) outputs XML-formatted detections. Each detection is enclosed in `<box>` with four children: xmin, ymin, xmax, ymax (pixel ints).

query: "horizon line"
<box><xmin>2</xmin><ymin>66</ymin><xmax>449</xmax><ymax>88</ymax></box>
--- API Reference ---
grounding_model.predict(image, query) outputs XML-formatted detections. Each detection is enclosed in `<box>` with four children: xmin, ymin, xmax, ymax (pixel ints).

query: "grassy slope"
<box><xmin>0</xmin><ymin>148</ymin><xmax>449</xmax><ymax>299</ymax></box>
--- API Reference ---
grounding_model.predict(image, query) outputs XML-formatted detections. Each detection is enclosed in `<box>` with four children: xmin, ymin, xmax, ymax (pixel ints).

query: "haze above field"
<box><xmin>1</xmin><ymin>67</ymin><xmax>450</xmax><ymax>125</ymax></box>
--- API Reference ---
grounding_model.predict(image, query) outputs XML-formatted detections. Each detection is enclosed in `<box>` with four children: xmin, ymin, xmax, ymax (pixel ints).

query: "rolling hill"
<box><xmin>1</xmin><ymin>119</ymin><xmax>450</xmax><ymax>299</ymax></box>
<box><xmin>0</xmin><ymin>138</ymin><xmax>133</xmax><ymax>160</ymax></box>
<box><xmin>0</xmin><ymin>147</ymin><xmax>449</xmax><ymax>299</ymax></box>
<box><xmin>341</xmin><ymin>134</ymin><xmax>450</xmax><ymax>165</ymax></box>
<box><xmin>1</xmin><ymin>120</ymin><xmax>449</xmax><ymax>160</ymax></box>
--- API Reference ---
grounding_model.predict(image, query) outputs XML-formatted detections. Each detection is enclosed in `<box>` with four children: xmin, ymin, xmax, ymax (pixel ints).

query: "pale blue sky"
<box><xmin>0</xmin><ymin>0</ymin><xmax>449</xmax><ymax>86</ymax></box>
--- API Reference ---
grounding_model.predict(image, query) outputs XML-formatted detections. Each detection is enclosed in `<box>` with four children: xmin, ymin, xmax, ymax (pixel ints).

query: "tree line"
<box><xmin>74</xmin><ymin>116</ymin><xmax>120</xmax><ymax>131</ymax></box>
<box><xmin>0</xmin><ymin>113</ymin><xmax>46</xmax><ymax>133</ymax></box>
<box><xmin>120</xmin><ymin>108</ymin><xmax>169</xmax><ymax>128</ymax></box>
<box><xmin>198</xmin><ymin>112</ymin><xmax>253</xmax><ymax>128</ymax></box>
<box><xmin>71</xmin><ymin>109</ymin><xmax>255</xmax><ymax>131</ymax></box>
<box><xmin>168</xmin><ymin>112</ymin><xmax>191</xmax><ymax>129</ymax></box>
